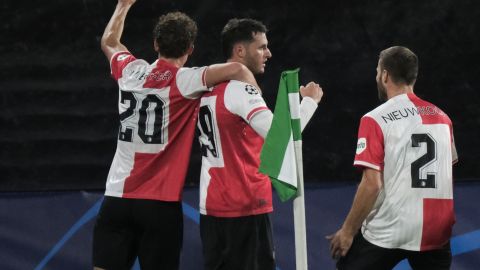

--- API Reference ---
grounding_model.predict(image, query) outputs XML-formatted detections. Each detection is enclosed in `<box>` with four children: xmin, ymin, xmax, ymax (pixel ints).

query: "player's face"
<box><xmin>376</xmin><ymin>60</ymin><xmax>387</xmax><ymax>102</ymax></box>
<box><xmin>244</xmin><ymin>32</ymin><xmax>272</xmax><ymax>74</ymax></box>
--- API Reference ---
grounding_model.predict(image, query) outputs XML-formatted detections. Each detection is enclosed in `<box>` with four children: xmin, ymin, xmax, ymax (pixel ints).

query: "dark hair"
<box><xmin>221</xmin><ymin>18</ymin><xmax>267</xmax><ymax>59</ymax></box>
<box><xmin>379</xmin><ymin>46</ymin><xmax>419</xmax><ymax>85</ymax></box>
<box><xmin>153</xmin><ymin>12</ymin><xmax>197</xmax><ymax>58</ymax></box>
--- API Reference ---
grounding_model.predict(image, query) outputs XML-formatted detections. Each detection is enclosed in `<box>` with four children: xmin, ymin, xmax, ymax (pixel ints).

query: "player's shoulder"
<box><xmin>225</xmin><ymin>80</ymin><xmax>260</xmax><ymax>95</ymax></box>
<box><xmin>365</xmin><ymin>94</ymin><xmax>412</xmax><ymax>118</ymax></box>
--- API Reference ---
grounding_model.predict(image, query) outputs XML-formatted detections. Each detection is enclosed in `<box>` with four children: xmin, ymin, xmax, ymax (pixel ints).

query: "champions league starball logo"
<box><xmin>244</xmin><ymin>84</ymin><xmax>259</xmax><ymax>95</ymax></box>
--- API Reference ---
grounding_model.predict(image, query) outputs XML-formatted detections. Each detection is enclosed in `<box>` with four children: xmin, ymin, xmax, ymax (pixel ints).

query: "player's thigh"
<box><xmin>337</xmin><ymin>232</ymin><xmax>405</xmax><ymax>270</ymax></box>
<box><xmin>92</xmin><ymin>196</ymin><xmax>137</xmax><ymax>269</ymax></box>
<box><xmin>407</xmin><ymin>242</ymin><xmax>451</xmax><ymax>270</ymax></box>
<box><xmin>135</xmin><ymin>200</ymin><xmax>183</xmax><ymax>270</ymax></box>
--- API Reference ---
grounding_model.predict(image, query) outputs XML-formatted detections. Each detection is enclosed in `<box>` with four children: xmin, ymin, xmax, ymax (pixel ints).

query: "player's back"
<box><xmin>355</xmin><ymin>93</ymin><xmax>457</xmax><ymax>251</ymax></box>
<box><xmin>105</xmin><ymin>51</ymin><xmax>208</xmax><ymax>201</ymax></box>
<box><xmin>197</xmin><ymin>80</ymin><xmax>273</xmax><ymax>217</ymax></box>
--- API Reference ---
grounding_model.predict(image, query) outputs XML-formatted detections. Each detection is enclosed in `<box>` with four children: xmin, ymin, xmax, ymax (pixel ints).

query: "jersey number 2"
<box><xmin>411</xmin><ymin>133</ymin><xmax>436</xmax><ymax>188</ymax></box>
<box><xmin>118</xmin><ymin>91</ymin><xmax>165</xmax><ymax>144</ymax></box>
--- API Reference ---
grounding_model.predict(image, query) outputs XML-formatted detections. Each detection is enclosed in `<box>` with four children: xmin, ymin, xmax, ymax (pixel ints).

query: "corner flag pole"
<box><xmin>293</xmin><ymin>140</ymin><xmax>308</xmax><ymax>270</ymax></box>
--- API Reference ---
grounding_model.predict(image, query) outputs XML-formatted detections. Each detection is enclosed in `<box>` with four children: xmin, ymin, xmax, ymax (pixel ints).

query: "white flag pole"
<box><xmin>293</xmin><ymin>140</ymin><xmax>308</xmax><ymax>270</ymax></box>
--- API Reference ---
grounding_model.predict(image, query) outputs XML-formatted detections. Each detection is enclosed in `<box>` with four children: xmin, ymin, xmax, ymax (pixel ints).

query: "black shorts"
<box><xmin>92</xmin><ymin>196</ymin><xmax>183</xmax><ymax>270</ymax></box>
<box><xmin>337</xmin><ymin>232</ymin><xmax>452</xmax><ymax>270</ymax></box>
<box><xmin>200</xmin><ymin>213</ymin><xmax>276</xmax><ymax>270</ymax></box>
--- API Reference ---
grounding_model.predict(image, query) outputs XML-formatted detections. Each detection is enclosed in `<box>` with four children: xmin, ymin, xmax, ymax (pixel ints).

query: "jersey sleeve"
<box><xmin>175</xmin><ymin>66</ymin><xmax>209</xmax><ymax>99</ymax></box>
<box><xmin>353</xmin><ymin>116</ymin><xmax>385</xmax><ymax>171</ymax></box>
<box><xmin>224</xmin><ymin>81</ymin><xmax>270</xmax><ymax>122</ymax></box>
<box><xmin>450</xmin><ymin>126</ymin><xmax>459</xmax><ymax>164</ymax></box>
<box><xmin>110</xmin><ymin>51</ymin><xmax>137</xmax><ymax>81</ymax></box>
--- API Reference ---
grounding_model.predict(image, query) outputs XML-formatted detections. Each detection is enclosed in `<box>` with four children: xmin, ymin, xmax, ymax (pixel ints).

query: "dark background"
<box><xmin>1</xmin><ymin>0</ymin><xmax>479</xmax><ymax>191</ymax></box>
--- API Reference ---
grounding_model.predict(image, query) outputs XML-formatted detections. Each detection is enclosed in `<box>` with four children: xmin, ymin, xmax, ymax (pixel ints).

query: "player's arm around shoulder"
<box><xmin>177</xmin><ymin>63</ymin><xmax>260</xmax><ymax>99</ymax></box>
<box><xmin>204</xmin><ymin>62</ymin><xmax>260</xmax><ymax>89</ymax></box>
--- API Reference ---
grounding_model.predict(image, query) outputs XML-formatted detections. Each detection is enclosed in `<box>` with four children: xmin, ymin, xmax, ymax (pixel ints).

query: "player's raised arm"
<box><xmin>101</xmin><ymin>0</ymin><xmax>136</xmax><ymax>62</ymax></box>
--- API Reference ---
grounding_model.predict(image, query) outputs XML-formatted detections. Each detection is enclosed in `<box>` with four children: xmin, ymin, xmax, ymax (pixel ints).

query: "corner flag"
<box><xmin>259</xmin><ymin>69</ymin><xmax>302</xmax><ymax>202</ymax></box>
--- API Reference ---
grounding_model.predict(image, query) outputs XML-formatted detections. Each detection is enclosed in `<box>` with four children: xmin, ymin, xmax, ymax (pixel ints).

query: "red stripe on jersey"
<box><xmin>247</xmin><ymin>106</ymin><xmax>269</xmax><ymax>121</ymax></box>
<box><xmin>420</xmin><ymin>198</ymin><xmax>455</xmax><ymax>251</ymax></box>
<box><xmin>407</xmin><ymin>93</ymin><xmax>455</xmax><ymax>144</ymax></box>
<box><xmin>354</xmin><ymin>116</ymin><xmax>385</xmax><ymax>171</ymax></box>
<box><xmin>143</xmin><ymin>60</ymin><xmax>177</xmax><ymax>89</ymax></box>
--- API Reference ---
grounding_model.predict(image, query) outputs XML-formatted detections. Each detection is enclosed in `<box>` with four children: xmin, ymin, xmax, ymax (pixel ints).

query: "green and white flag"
<box><xmin>260</xmin><ymin>69</ymin><xmax>302</xmax><ymax>202</ymax></box>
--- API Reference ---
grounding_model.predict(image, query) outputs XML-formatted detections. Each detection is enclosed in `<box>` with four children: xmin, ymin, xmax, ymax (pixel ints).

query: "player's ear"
<box><xmin>234</xmin><ymin>43</ymin><xmax>246</xmax><ymax>58</ymax></box>
<box><xmin>187</xmin><ymin>45</ymin><xmax>194</xmax><ymax>55</ymax></box>
<box><xmin>153</xmin><ymin>40</ymin><xmax>159</xmax><ymax>52</ymax></box>
<box><xmin>382</xmin><ymin>70</ymin><xmax>389</xmax><ymax>83</ymax></box>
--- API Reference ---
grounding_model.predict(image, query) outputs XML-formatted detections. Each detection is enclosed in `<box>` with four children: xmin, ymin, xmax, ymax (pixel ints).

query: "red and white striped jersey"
<box><xmin>105</xmin><ymin>51</ymin><xmax>207</xmax><ymax>201</ymax></box>
<box><xmin>197</xmin><ymin>80</ymin><xmax>272</xmax><ymax>217</ymax></box>
<box><xmin>354</xmin><ymin>93</ymin><xmax>458</xmax><ymax>251</ymax></box>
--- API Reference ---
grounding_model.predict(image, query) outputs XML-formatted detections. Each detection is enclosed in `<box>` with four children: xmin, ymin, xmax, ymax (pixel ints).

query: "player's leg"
<box><xmin>222</xmin><ymin>214</ymin><xmax>276</xmax><ymax>270</ymax></box>
<box><xmin>337</xmin><ymin>232</ymin><xmax>405</xmax><ymax>270</ymax></box>
<box><xmin>92</xmin><ymin>196</ymin><xmax>138</xmax><ymax>270</ymax></box>
<box><xmin>407</xmin><ymin>242</ymin><xmax>451</xmax><ymax>270</ymax></box>
<box><xmin>200</xmin><ymin>214</ymin><xmax>227</xmax><ymax>270</ymax></box>
<box><xmin>135</xmin><ymin>199</ymin><xmax>183</xmax><ymax>270</ymax></box>
<box><xmin>253</xmin><ymin>213</ymin><xmax>276</xmax><ymax>270</ymax></box>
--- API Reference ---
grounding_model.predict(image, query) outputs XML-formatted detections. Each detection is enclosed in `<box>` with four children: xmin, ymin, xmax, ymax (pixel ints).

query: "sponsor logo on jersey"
<box><xmin>356</xmin><ymin>138</ymin><xmax>367</xmax><ymax>154</ymax></box>
<box><xmin>244</xmin><ymin>84</ymin><xmax>259</xmax><ymax>95</ymax></box>
<box><xmin>147</xmin><ymin>70</ymin><xmax>172</xmax><ymax>81</ymax></box>
<box><xmin>117</xmin><ymin>54</ymin><xmax>130</xmax><ymax>61</ymax></box>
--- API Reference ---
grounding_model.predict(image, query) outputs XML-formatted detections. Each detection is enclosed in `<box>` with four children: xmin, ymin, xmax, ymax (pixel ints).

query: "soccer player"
<box><xmin>327</xmin><ymin>46</ymin><xmax>458</xmax><ymax>270</ymax></box>
<box><xmin>197</xmin><ymin>18</ymin><xmax>323</xmax><ymax>270</ymax></box>
<box><xmin>93</xmin><ymin>1</ymin><xmax>260</xmax><ymax>269</ymax></box>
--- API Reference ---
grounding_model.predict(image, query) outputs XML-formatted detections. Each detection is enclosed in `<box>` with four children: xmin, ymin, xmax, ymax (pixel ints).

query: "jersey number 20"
<box><xmin>118</xmin><ymin>91</ymin><xmax>165</xmax><ymax>144</ymax></box>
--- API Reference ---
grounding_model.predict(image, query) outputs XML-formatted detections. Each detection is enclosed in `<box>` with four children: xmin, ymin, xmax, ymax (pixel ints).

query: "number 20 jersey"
<box><xmin>354</xmin><ymin>93</ymin><xmax>458</xmax><ymax>251</ymax></box>
<box><xmin>105</xmin><ymin>51</ymin><xmax>207</xmax><ymax>201</ymax></box>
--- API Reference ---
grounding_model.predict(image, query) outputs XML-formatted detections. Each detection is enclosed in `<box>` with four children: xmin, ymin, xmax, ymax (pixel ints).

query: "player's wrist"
<box><xmin>340</xmin><ymin>224</ymin><xmax>357</xmax><ymax>238</ymax></box>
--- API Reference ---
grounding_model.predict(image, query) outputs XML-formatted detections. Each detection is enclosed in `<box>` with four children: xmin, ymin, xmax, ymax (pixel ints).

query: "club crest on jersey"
<box><xmin>356</xmin><ymin>138</ymin><xmax>367</xmax><ymax>154</ymax></box>
<box><xmin>244</xmin><ymin>84</ymin><xmax>259</xmax><ymax>95</ymax></box>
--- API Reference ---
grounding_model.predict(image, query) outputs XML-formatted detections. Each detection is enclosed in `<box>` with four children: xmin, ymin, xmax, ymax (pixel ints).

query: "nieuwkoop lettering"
<box><xmin>381</xmin><ymin>106</ymin><xmax>444</xmax><ymax>123</ymax></box>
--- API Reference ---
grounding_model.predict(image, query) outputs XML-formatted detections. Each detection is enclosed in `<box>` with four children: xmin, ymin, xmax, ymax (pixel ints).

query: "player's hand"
<box><xmin>326</xmin><ymin>228</ymin><xmax>354</xmax><ymax>260</ymax></box>
<box><xmin>300</xmin><ymin>82</ymin><xmax>323</xmax><ymax>103</ymax></box>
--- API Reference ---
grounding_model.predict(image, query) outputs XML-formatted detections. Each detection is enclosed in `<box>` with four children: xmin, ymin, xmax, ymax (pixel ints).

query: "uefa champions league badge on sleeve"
<box><xmin>244</xmin><ymin>84</ymin><xmax>259</xmax><ymax>95</ymax></box>
<box><xmin>356</xmin><ymin>138</ymin><xmax>367</xmax><ymax>154</ymax></box>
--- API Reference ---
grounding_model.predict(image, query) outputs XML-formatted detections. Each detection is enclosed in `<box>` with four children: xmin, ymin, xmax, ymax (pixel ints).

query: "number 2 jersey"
<box><xmin>197</xmin><ymin>80</ymin><xmax>273</xmax><ymax>217</ymax></box>
<box><xmin>105</xmin><ymin>51</ymin><xmax>208</xmax><ymax>201</ymax></box>
<box><xmin>354</xmin><ymin>93</ymin><xmax>458</xmax><ymax>251</ymax></box>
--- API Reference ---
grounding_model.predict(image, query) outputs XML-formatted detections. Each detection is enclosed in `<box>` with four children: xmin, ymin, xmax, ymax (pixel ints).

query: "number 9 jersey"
<box><xmin>105</xmin><ymin>51</ymin><xmax>208</xmax><ymax>201</ymax></box>
<box><xmin>354</xmin><ymin>93</ymin><xmax>458</xmax><ymax>251</ymax></box>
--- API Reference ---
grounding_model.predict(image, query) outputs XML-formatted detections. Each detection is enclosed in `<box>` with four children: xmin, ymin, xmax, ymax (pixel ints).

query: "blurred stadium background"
<box><xmin>1</xmin><ymin>0</ymin><xmax>479</xmax><ymax>269</ymax></box>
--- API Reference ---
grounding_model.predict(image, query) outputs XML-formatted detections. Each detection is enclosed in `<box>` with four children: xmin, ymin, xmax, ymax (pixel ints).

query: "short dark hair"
<box><xmin>221</xmin><ymin>18</ymin><xmax>267</xmax><ymax>59</ymax></box>
<box><xmin>153</xmin><ymin>12</ymin><xmax>197</xmax><ymax>58</ymax></box>
<box><xmin>379</xmin><ymin>46</ymin><xmax>419</xmax><ymax>85</ymax></box>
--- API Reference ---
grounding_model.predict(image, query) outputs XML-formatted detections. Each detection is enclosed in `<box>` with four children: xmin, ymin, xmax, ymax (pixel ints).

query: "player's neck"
<box><xmin>158</xmin><ymin>55</ymin><xmax>188</xmax><ymax>68</ymax></box>
<box><xmin>387</xmin><ymin>85</ymin><xmax>414</xmax><ymax>100</ymax></box>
